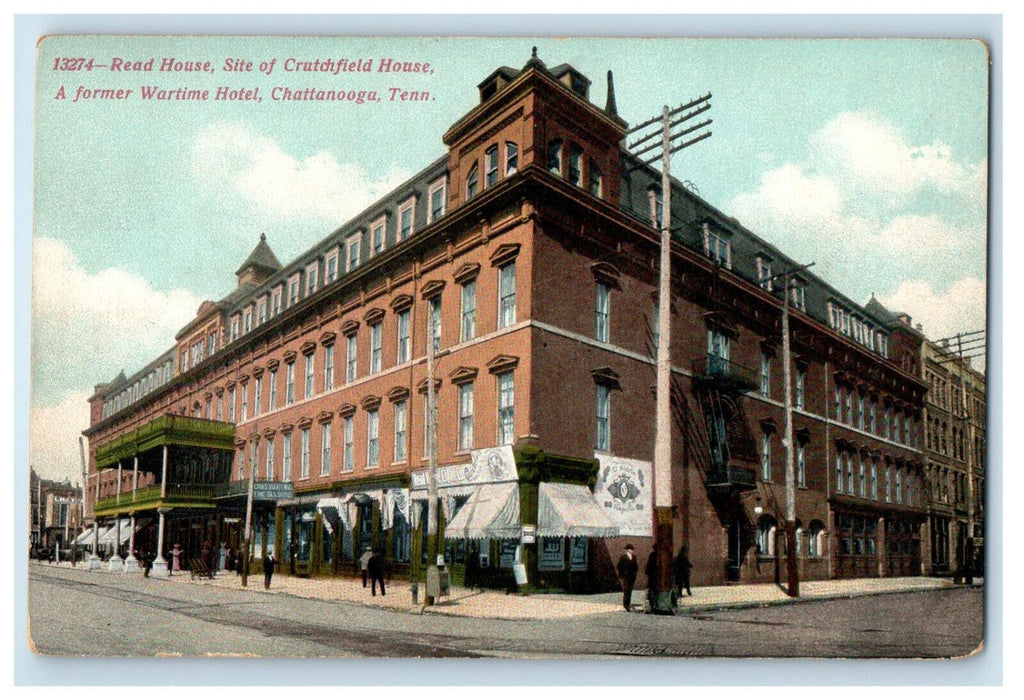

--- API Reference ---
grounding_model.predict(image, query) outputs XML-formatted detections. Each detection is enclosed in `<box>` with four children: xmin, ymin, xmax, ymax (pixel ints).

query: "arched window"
<box><xmin>808</xmin><ymin>520</ymin><xmax>825</xmax><ymax>558</ymax></box>
<box><xmin>547</xmin><ymin>139</ymin><xmax>563</xmax><ymax>176</ymax></box>
<box><xmin>466</xmin><ymin>162</ymin><xmax>479</xmax><ymax>199</ymax></box>
<box><xmin>756</xmin><ymin>515</ymin><xmax>777</xmax><ymax>557</ymax></box>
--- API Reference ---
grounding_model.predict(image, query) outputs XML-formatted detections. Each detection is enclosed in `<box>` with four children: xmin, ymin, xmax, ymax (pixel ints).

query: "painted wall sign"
<box><xmin>569</xmin><ymin>537</ymin><xmax>588</xmax><ymax>572</ymax></box>
<box><xmin>594</xmin><ymin>454</ymin><xmax>653</xmax><ymax>537</ymax></box>
<box><xmin>410</xmin><ymin>445</ymin><xmax>517</xmax><ymax>490</ymax></box>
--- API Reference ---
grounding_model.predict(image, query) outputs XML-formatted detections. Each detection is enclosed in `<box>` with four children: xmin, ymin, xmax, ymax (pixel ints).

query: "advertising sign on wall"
<box><xmin>569</xmin><ymin>537</ymin><xmax>588</xmax><ymax>572</ymax></box>
<box><xmin>594</xmin><ymin>455</ymin><xmax>653</xmax><ymax>537</ymax></box>
<box><xmin>538</xmin><ymin>537</ymin><xmax>564</xmax><ymax>571</ymax></box>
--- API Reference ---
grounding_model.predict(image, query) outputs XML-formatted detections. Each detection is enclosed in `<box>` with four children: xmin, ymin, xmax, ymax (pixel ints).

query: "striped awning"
<box><xmin>444</xmin><ymin>482</ymin><xmax>521</xmax><ymax>540</ymax></box>
<box><xmin>537</xmin><ymin>482</ymin><xmax>619</xmax><ymax>538</ymax></box>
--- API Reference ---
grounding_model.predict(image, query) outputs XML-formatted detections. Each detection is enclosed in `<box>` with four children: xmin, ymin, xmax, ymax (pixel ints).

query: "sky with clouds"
<box><xmin>30</xmin><ymin>35</ymin><xmax>989</xmax><ymax>483</ymax></box>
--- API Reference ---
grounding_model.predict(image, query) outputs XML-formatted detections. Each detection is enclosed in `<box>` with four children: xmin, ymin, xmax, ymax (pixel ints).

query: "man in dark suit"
<box><xmin>367</xmin><ymin>550</ymin><xmax>386</xmax><ymax>596</ymax></box>
<box><xmin>616</xmin><ymin>544</ymin><xmax>639</xmax><ymax>612</ymax></box>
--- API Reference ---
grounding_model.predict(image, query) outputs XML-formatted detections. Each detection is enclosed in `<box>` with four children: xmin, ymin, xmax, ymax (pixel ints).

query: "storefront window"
<box><xmin>392</xmin><ymin>506</ymin><xmax>411</xmax><ymax>563</ymax></box>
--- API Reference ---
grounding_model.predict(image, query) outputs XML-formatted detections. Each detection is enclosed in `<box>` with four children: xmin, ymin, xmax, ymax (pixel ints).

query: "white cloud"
<box><xmin>809</xmin><ymin>112</ymin><xmax>984</xmax><ymax>210</ymax></box>
<box><xmin>191</xmin><ymin>121</ymin><xmax>412</xmax><ymax>225</ymax></box>
<box><xmin>727</xmin><ymin>111</ymin><xmax>987</xmax><ymax>303</ymax></box>
<box><xmin>879</xmin><ymin>276</ymin><xmax>988</xmax><ymax>366</ymax></box>
<box><xmin>31</xmin><ymin>236</ymin><xmax>201</xmax><ymax>406</ymax></box>
<box><xmin>29</xmin><ymin>391</ymin><xmax>92</xmax><ymax>485</ymax></box>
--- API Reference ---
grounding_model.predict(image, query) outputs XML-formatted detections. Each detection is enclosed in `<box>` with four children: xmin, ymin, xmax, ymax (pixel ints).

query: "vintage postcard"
<box><xmin>27</xmin><ymin>33</ymin><xmax>990</xmax><ymax>666</ymax></box>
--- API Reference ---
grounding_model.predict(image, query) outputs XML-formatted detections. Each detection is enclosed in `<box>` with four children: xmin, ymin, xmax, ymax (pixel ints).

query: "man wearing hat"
<box><xmin>616</xmin><ymin>544</ymin><xmax>639</xmax><ymax>612</ymax></box>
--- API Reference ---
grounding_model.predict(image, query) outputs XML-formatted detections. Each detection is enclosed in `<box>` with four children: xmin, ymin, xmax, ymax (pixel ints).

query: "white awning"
<box><xmin>537</xmin><ymin>482</ymin><xmax>619</xmax><ymax>538</ymax></box>
<box><xmin>316</xmin><ymin>498</ymin><xmax>344</xmax><ymax>534</ymax></box>
<box><xmin>444</xmin><ymin>482</ymin><xmax>521</xmax><ymax>540</ymax></box>
<box><xmin>98</xmin><ymin>519</ymin><xmax>134</xmax><ymax>545</ymax></box>
<box><xmin>74</xmin><ymin>528</ymin><xmax>96</xmax><ymax>545</ymax></box>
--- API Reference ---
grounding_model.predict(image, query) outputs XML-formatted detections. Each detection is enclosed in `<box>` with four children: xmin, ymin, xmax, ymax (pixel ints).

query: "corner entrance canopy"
<box><xmin>444</xmin><ymin>481</ymin><xmax>619</xmax><ymax>540</ymax></box>
<box><xmin>444</xmin><ymin>482</ymin><xmax>521</xmax><ymax>540</ymax></box>
<box><xmin>537</xmin><ymin>482</ymin><xmax>619</xmax><ymax>538</ymax></box>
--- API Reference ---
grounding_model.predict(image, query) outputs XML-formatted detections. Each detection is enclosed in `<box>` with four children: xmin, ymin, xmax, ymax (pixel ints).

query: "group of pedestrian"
<box><xmin>616</xmin><ymin>543</ymin><xmax>693</xmax><ymax>613</ymax></box>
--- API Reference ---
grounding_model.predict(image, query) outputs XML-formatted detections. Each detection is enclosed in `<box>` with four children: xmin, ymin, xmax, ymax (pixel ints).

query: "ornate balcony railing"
<box><xmin>691</xmin><ymin>355</ymin><xmax>759</xmax><ymax>393</ymax></box>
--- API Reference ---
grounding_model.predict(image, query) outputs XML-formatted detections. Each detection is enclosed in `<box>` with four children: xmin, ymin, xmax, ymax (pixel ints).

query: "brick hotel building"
<box><xmin>83</xmin><ymin>51</ymin><xmax>937</xmax><ymax>589</ymax></box>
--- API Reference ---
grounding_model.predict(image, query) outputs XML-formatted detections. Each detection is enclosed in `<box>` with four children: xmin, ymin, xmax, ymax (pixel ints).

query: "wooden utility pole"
<box><xmin>626</xmin><ymin>95</ymin><xmax>712</xmax><ymax>614</ymax></box>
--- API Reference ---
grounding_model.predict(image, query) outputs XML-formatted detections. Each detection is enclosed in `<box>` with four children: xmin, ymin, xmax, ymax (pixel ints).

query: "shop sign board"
<box><xmin>499</xmin><ymin>541</ymin><xmax>518</xmax><ymax>567</ymax></box>
<box><xmin>254</xmin><ymin>481</ymin><xmax>295</xmax><ymax>501</ymax></box>
<box><xmin>521</xmin><ymin>524</ymin><xmax>536</xmax><ymax>544</ymax></box>
<box><xmin>538</xmin><ymin>537</ymin><xmax>565</xmax><ymax>571</ymax></box>
<box><xmin>569</xmin><ymin>537</ymin><xmax>588</xmax><ymax>571</ymax></box>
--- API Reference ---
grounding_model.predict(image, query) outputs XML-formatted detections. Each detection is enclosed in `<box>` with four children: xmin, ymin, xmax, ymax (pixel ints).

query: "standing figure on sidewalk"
<box><xmin>644</xmin><ymin>552</ymin><xmax>659</xmax><ymax>613</ymax></box>
<box><xmin>264</xmin><ymin>552</ymin><xmax>277</xmax><ymax>590</ymax></box>
<box><xmin>359</xmin><ymin>546</ymin><xmax>373</xmax><ymax>588</ymax></box>
<box><xmin>616</xmin><ymin>544</ymin><xmax>639</xmax><ymax>612</ymax></box>
<box><xmin>673</xmin><ymin>545</ymin><xmax>693</xmax><ymax>597</ymax></box>
<box><xmin>367</xmin><ymin>550</ymin><xmax>386</xmax><ymax>596</ymax></box>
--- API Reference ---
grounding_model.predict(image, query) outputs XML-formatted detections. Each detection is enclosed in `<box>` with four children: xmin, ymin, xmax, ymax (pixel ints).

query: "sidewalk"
<box><xmin>40</xmin><ymin>560</ymin><xmax>980</xmax><ymax>621</ymax></box>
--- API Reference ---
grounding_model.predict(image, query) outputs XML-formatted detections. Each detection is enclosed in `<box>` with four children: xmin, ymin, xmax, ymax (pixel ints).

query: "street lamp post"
<box><xmin>424</xmin><ymin>299</ymin><xmax>440</xmax><ymax>606</ymax></box>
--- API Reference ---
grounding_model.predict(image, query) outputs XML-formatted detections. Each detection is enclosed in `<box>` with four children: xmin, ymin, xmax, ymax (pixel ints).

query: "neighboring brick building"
<box><xmin>919</xmin><ymin>334</ymin><xmax>986</xmax><ymax>576</ymax></box>
<box><xmin>83</xmin><ymin>50</ymin><xmax>933</xmax><ymax>590</ymax></box>
<box><xmin>30</xmin><ymin>469</ymin><xmax>83</xmax><ymax>559</ymax></box>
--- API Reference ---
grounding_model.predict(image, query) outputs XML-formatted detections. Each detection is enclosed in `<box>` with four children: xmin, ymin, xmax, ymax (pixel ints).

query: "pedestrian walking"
<box><xmin>218</xmin><ymin>543</ymin><xmax>229</xmax><ymax>572</ymax></box>
<box><xmin>673</xmin><ymin>545</ymin><xmax>693</xmax><ymax>598</ymax></box>
<box><xmin>263</xmin><ymin>552</ymin><xmax>277</xmax><ymax>590</ymax></box>
<box><xmin>359</xmin><ymin>546</ymin><xmax>373</xmax><ymax>588</ymax></box>
<box><xmin>616</xmin><ymin>544</ymin><xmax>639</xmax><ymax>612</ymax></box>
<box><xmin>367</xmin><ymin>549</ymin><xmax>386</xmax><ymax>596</ymax></box>
<box><xmin>143</xmin><ymin>551</ymin><xmax>153</xmax><ymax>578</ymax></box>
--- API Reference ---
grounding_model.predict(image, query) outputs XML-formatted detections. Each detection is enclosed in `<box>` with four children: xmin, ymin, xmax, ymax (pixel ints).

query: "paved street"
<box><xmin>28</xmin><ymin>562</ymin><xmax>983</xmax><ymax>659</ymax></box>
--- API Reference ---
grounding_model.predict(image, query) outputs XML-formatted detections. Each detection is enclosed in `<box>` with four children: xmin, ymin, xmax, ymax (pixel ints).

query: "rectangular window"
<box><xmin>289</xmin><ymin>276</ymin><xmax>301</xmax><ymax>306</ymax></box>
<box><xmin>595</xmin><ymin>283</ymin><xmax>610</xmax><ymax>343</ymax></box>
<box><xmin>870</xmin><ymin>404</ymin><xmax>877</xmax><ymax>433</ymax></box>
<box><xmin>254</xmin><ymin>377</ymin><xmax>262</xmax><ymax>416</ymax></box>
<box><xmin>498</xmin><ymin>371</ymin><xmax>515</xmax><ymax>445</ymax></box>
<box><xmin>505</xmin><ymin>143</ymin><xmax>519</xmax><ymax>176</ymax></box>
<box><xmin>268</xmin><ymin>369</ymin><xmax>277</xmax><ymax>410</ymax></box>
<box><xmin>305</xmin><ymin>352</ymin><xmax>315</xmax><ymax>398</ymax></box>
<box><xmin>346</xmin><ymin>234</ymin><xmax>360</xmax><ymax>272</ymax></box>
<box><xmin>228</xmin><ymin>386</ymin><xmax>236</xmax><ymax>422</ymax></box>
<box><xmin>760</xmin><ymin>353</ymin><xmax>771</xmax><ymax>397</ymax></box>
<box><xmin>846</xmin><ymin>454</ymin><xmax>855</xmax><ymax>495</ymax></box>
<box><xmin>704</xmin><ymin>227</ymin><xmax>732</xmax><ymax>268</ymax></box>
<box><xmin>272</xmin><ymin>288</ymin><xmax>283</xmax><ymax>316</ymax></box>
<box><xmin>394</xmin><ymin>401</ymin><xmax>407</xmax><ymax>462</ymax></box>
<box><xmin>845</xmin><ymin>392</ymin><xmax>853</xmax><ymax>424</ymax></box>
<box><xmin>859</xmin><ymin>458</ymin><xmax>867</xmax><ymax>497</ymax></box>
<box><xmin>286</xmin><ymin>363</ymin><xmax>295</xmax><ymax>405</ymax></box>
<box><xmin>795</xmin><ymin>370</ymin><xmax>805</xmax><ymax>410</ymax></box>
<box><xmin>324</xmin><ymin>345</ymin><xmax>334</xmax><ymax>391</ymax></box>
<box><xmin>429</xmin><ymin>297</ymin><xmax>442</xmax><ymax>352</ymax></box>
<box><xmin>858</xmin><ymin>396</ymin><xmax>865</xmax><ymax>430</ymax></box>
<box><xmin>895</xmin><ymin>469</ymin><xmax>903</xmax><ymax>504</ymax></box>
<box><xmin>835</xmin><ymin>454</ymin><xmax>844</xmax><ymax>493</ymax></box>
<box><xmin>428</xmin><ymin>178</ymin><xmax>446</xmax><ymax>222</ymax></box>
<box><xmin>244</xmin><ymin>309</ymin><xmax>252</xmax><ymax>334</ymax></box>
<box><xmin>707</xmin><ymin>328</ymin><xmax>730</xmax><ymax>375</ymax></box>
<box><xmin>216</xmin><ymin>394</ymin><xmax>223</xmax><ymax>421</ymax></box>
<box><xmin>650</xmin><ymin>301</ymin><xmax>660</xmax><ymax>356</ymax></box>
<box><xmin>283</xmin><ymin>434</ymin><xmax>293</xmax><ymax>480</ymax></box>
<box><xmin>757</xmin><ymin>257</ymin><xmax>773</xmax><ymax>291</ymax></box>
<box><xmin>300</xmin><ymin>428</ymin><xmax>310</xmax><ymax>479</ymax></box>
<box><xmin>885</xmin><ymin>465</ymin><xmax>892</xmax><ymax>502</ymax></box>
<box><xmin>460</xmin><ymin>281</ymin><xmax>477</xmax><ymax>342</ymax></box>
<box><xmin>596</xmin><ymin>384</ymin><xmax>611</xmax><ymax>452</ymax></box>
<box><xmin>485</xmin><ymin>146</ymin><xmax>499</xmax><ymax>187</ymax></box>
<box><xmin>588</xmin><ymin>159</ymin><xmax>601</xmax><ymax>197</ymax></box>
<box><xmin>399</xmin><ymin>201</ymin><xmax>414</xmax><ymax>241</ymax></box>
<box><xmin>871</xmin><ymin>461</ymin><xmax>878</xmax><ymax>500</ymax></box>
<box><xmin>367</xmin><ymin>410</ymin><xmax>379</xmax><ymax>467</ymax></box>
<box><xmin>306</xmin><ymin>263</ymin><xmax>319</xmax><ymax>296</ymax></box>
<box><xmin>231</xmin><ymin>316</ymin><xmax>240</xmax><ymax>341</ymax></box>
<box><xmin>370</xmin><ymin>322</ymin><xmax>382</xmax><ymax>374</ymax></box>
<box><xmin>343</xmin><ymin>417</ymin><xmax>355</xmax><ymax>472</ymax></box>
<box><xmin>568</xmin><ymin>145</ymin><xmax>582</xmax><ymax>186</ymax></box>
<box><xmin>761</xmin><ymin>433</ymin><xmax>772</xmax><ymax>481</ymax></box>
<box><xmin>265</xmin><ymin>437</ymin><xmax>274</xmax><ymax>480</ymax></box>
<box><xmin>397</xmin><ymin>310</ymin><xmax>411</xmax><ymax>364</ymax></box>
<box><xmin>346</xmin><ymin>335</ymin><xmax>357</xmax><ymax>382</ymax></box>
<box><xmin>790</xmin><ymin>283</ymin><xmax>806</xmax><ymax>311</ymax></box>
<box><xmin>208</xmin><ymin>331</ymin><xmax>218</xmax><ymax>356</ymax></box>
<box><xmin>321</xmin><ymin>423</ymin><xmax>331</xmax><ymax>476</ymax></box>
<box><xmin>325</xmin><ymin>251</ymin><xmax>339</xmax><ymax>283</ymax></box>
<box><xmin>498</xmin><ymin>262</ymin><xmax>516</xmax><ymax>329</ymax></box>
<box><xmin>458</xmin><ymin>385</ymin><xmax>474</xmax><ymax>451</ymax></box>
<box><xmin>797</xmin><ymin>444</ymin><xmax>806</xmax><ymax>487</ymax></box>
<box><xmin>372</xmin><ymin>217</ymin><xmax>386</xmax><ymax>254</ymax></box>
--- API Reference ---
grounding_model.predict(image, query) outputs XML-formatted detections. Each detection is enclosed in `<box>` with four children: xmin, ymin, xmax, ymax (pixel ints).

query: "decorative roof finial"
<box><xmin>523</xmin><ymin>46</ymin><xmax>546</xmax><ymax>72</ymax></box>
<box><xmin>532</xmin><ymin>46</ymin><xmax>538</xmax><ymax>58</ymax></box>
<box><xmin>260</xmin><ymin>232</ymin><xmax>266</xmax><ymax>242</ymax></box>
<box><xmin>605</xmin><ymin>70</ymin><xmax>619</xmax><ymax>117</ymax></box>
